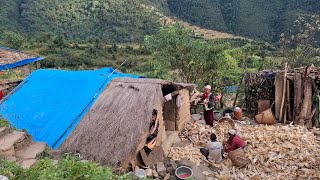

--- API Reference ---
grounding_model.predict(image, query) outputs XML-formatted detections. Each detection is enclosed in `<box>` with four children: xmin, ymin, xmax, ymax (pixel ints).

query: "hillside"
<box><xmin>0</xmin><ymin>0</ymin><xmax>164</xmax><ymax>42</ymax></box>
<box><xmin>0</xmin><ymin>0</ymin><xmax>319</xmax><ymax>43</ymax></box>
<box><xmin>167</xmin><ymin>0</ymin><xmax>320</xmax><ymax>42</ymax></box>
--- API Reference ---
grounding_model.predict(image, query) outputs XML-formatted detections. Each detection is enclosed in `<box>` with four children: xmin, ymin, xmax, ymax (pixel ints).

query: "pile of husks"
<box><xmin>170</xmin><ymin>121</ymin><xmax>320</xmax><ymax>179</ymax></box>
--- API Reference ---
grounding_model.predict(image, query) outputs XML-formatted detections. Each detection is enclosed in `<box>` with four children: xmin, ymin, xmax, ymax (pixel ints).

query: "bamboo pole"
<box><xmin>279</xmin><ymin>63</ymin><xmax>288</xmax><ymax>122</ymax></box>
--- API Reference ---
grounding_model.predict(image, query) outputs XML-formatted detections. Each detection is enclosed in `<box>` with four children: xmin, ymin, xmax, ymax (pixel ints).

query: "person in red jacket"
<box><xmin>0</xmin><ymin>90</ymin><xmax>4</xmax><ymax>100</ymax></box>
<box><xmin>225</xmin><ymin>129</ymin><xmax>246</xmax><ymax>153</ymax></box>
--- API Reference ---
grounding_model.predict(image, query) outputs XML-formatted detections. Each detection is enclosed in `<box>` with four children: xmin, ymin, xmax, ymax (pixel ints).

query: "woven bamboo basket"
<box><xmin>228</xmin><ymin>148</ymin><xmax>250</xmax><ymax>167</ymax></box>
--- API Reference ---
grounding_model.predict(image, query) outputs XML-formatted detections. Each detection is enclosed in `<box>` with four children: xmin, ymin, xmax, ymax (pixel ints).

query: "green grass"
<box><xmin>0</xmin><ymin>155</ymin><xmax>155</xmax><ymax>180</ymax></box>
<box><xmin>0</xmin><ymin>118</ymin><xmax>10</xmax><ymax>127</ymax></box>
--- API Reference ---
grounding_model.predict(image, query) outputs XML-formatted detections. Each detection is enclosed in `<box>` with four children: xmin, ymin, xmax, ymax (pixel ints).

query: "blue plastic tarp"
<box><xmin>0</xmin><ymin>56</ymin><xmax>45</xmax><ymax>71</ymax></box>
<box><xmin>224</xmin><ymin>85</ymin><xmax>238</xmax><ymax>93</ymax></box>
<box><xmin>0</xmin><ymin>67</ymin><xmax>140</xmax><ymax>148</ymax></box>
<box><xmin>0</xmin><ymin>46</ymin><xmax>45</xmax><ymax>71</ymax></box>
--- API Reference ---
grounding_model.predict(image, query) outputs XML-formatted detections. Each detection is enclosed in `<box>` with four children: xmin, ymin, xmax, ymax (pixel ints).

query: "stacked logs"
<box><xmin>244</xmin><ymin>71</ymin><xmax>275</xmax><ymax>116</ymax></box>
<box><xmin>245</xmin><ymin>65</ymin><xmax>320</xmax><ymax>128</ymax></box>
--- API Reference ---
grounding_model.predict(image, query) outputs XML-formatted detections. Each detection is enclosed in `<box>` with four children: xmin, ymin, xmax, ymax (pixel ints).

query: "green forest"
<box><xmin>0</xmin><ymin>0</ymin><xmax>161</xmax><ymax>42</ymax></box>
<box><xmin>1</xmin><ymin>0</ymin><xmax>319</xmax><ymax>42</ymax></box>
<box><xmin>0</xmin><ymin>0</ymin><xmax>319</xmax><ymax>87</ymax></box>
<box><xmin>168</xmin><ymin>0</ymin><xmax>320</xmax><ymax>42</ymax></box>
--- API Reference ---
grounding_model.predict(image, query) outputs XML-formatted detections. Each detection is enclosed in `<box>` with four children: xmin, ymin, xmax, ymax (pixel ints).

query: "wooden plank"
<box><xmin>286</xmin><ymin>80</ymin><xmax>292</xmax><ymax>123</ymax></box>
<box><xmin>294</xmin><ymin>73</ymin><xmax>302</xmax><ymax>125</ymax></box>
<box><xmin>275</xmin><ymin>73</ymin><xmax>284</xmax><ymax>120</ymax></box>
<box><xmin>280</xmin><ymin>63</ymin><xmax>288</xmax><ymax>122</ymax></box>
<box><xmin>299</xmin><ymin>77</ymin><xmax>312</xmax><ymax>126</ymax></box>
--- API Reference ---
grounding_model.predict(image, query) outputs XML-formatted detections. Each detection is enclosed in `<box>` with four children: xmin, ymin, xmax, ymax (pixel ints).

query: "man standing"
<box><xmin>225</xmin><ymin>129</ymin><xmax>246</xmax><ymax>153</ymax></box>
<box><xmin>200</xmin><ymin>133</ymin><xmax>223</xmax><ymax>163</ymax></box>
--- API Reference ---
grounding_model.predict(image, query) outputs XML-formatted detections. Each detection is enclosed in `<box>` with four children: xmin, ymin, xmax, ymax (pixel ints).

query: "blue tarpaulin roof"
<box><xmin>0</xmin><ymin>67</ymin><xmax>140</xmax><ymax>148</ymax></box>
<box><xmin>0</xmin><ymin>46</ymin><xmax>45</xmax><ymax>71</ymax></box>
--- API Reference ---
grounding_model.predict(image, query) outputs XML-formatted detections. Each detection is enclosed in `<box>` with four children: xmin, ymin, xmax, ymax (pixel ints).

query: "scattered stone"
<box><xmin>196</xmin><ymin>120</ymin><xmax>206</xmax><ymax>125</ymax></box>
<box><xmin>134</xmin><ymin>168</ymin><xmax>146</xmax><ymax>179</ymax></box>
<box><xmin>192</xmin><ymin>114</ymin><xmax>202</xmax><ymax>121</ymax></box>
<box><xmin>156</xmin><ymin>162</ymin><xmax>167</xmax><ymax>177</ymax></box>
<box><xmin>167</xmin><ymin>167</ymin><xmax>175</xmax><ymax>175</ymax></box>
<box><xmin>0</xmin><ymin>175</ymin><xmax>9</xmax><ymax>180</ymax></box>
<box><xmin>163</xmin><ymin>173</ymin><xmax>170</xmax><ymax>180</ymax></box>
<box><xmin>48</xmin><ymin>149</ymin><xmax>62</xmax><ymax>160</ymax></box>
<box><xmin>140</xmin><ymin>146</ymin><xmax>165</xmax><ymax>167</ymax></box>
<box><xmin>152</xmin><ymin>170</ymin><xmax>158</xmax><ymax>178</ymax></box>
<box><xmin>170</xmin><ymin>160</ymin><xmax>177</xmax><ymax>169</ymax></box>
<box><xmin>145</xmin><ymin>168</ymin><xmax>153</xmax><ymax>177</ymax></box>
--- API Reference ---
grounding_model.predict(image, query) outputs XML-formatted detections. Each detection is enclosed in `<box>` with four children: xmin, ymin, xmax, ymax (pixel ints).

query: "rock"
<box><xmin>0</xmin><ymin>175</ymin><xmax>8</xmax><ymax>180</ymax></box>
<box><xmin>134</xmin><ymin>168</ymin><xmax>146</xmax><ymax>179</ymax></box>
<box><xmin>139</xmin><ymin>146</ymin><xmax>165</xmax><ymax>167</ymax></box>
<box><xmin>152</xmin><ymin>170</ymin><xmax>158</xmax><ymax>178</ymax></box>
<box><xmin>48</xmin><ymin>149</ymin><xmax>62</xmax><ymax>160</ymax></box>
<box><xmin>196</xmin><ymin>120</ymin><xmax>206</xmax><ymax>125</ymax></box>
<box><xmin>145</xmin><ymin>169</ymin><xmax>153</xmax><ymax>177</ymax></box>
<box><xmin>170</xmin><ymin>160</ymin><xmax>177</xmax><ymax>169</ymax></box>
<box><xmin>164</xmin><ymin>173</ymin><xmax>170</xmax><ymax>180</ymax></box>
<box><xmin>156</xmin><ymin>162</ymin><xmax>167</xmax><ymax>177</ymax></box>
<box><xmin>167</xmin><ymin>167</ymin><xmax>175</xmax><ymax>175</ymax></box>
<box><xmin>161</xmin><ymin>131</ymin><xmax>181</xmax><ymax>156</ymax></box>
<box><xmin>192</xmin><ymin>114</ymin><xmax>202</xmax><ymax>121</ymax></box>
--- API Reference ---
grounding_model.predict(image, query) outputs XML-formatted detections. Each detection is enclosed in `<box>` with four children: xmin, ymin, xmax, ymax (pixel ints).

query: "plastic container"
<box><xmin>175</xmin><ymin>166</ymin><xmax>193</xmax><ymax>180</ymax></box>
<box><xmin>234</xmin><ymin>107</ymin><xmax>243</xmax><ymax>120</ymax></box>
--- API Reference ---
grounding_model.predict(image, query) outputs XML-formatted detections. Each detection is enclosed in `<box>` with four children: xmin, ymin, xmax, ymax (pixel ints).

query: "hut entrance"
<box><xmin>162</xmin><ymin>85</ymin><xmax>178</xmax><ymax>131</ymax></box>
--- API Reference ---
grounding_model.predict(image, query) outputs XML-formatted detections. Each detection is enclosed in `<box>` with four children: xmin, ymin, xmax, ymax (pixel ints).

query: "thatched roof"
<box><xmin>60</xmin><ymin>78</ymin><xmax>179</xmax><ymax>166</ymax></box>
<box><xmin>0</xmin><ymin>47</ymin><xmax>34</xmax><ymax>65</ymax></box>
<box><xmin>112</xmin><ymin>78</ymin><xmax>195</xmax><ymax>91</ymax></box>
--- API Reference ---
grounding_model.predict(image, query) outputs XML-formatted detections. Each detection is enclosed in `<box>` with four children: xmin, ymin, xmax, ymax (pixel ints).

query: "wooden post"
<box><xmin>299</xmin><ymin>77</ymin><xmax>312</xmax><ymax>126</ymax></box>
<box><xmin>279</xmin><ymin>63</ymin><xmax>288</xmax><ymax>122</ymax></box>
<box><xmin>294</xmin><ymin>73</ymin><xmax>302</xmax><ymax>125</ymax></box>
<box><xmin>286</xmin><ymin>80</ymin><xmax>292</xmax><ymax>122</ymax></box>
<box><xmin>275</xmin><ymin>73</ymin><xmax>284</xmax><ymax>120</ymax></box>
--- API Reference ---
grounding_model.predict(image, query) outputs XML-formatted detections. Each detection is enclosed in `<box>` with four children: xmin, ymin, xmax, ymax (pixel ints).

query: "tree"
<box><xmin>144</xmin><ymin>24</ymin><xmax>241</xmax><ymax>85</ymax></box>
<box><xmin>2</xmin><ymin>31</ymin><xmax>25</xmax><ymax>49</ymax></box>
<box><xmin>280</xmin><ymin>15</ymin><xmax>320</xmax><ymax>67</ymax></box>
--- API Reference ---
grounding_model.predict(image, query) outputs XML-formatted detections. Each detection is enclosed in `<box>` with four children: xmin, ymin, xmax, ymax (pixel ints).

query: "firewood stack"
<box><xmin>244</xmin><ymin>71</ymin><xmax>275</xmax><ymax>116</ymax></box>
<box><xmin>246</xmin><ymin>64</ymin><xmax>320</xmax><ymax>128</ymax></box>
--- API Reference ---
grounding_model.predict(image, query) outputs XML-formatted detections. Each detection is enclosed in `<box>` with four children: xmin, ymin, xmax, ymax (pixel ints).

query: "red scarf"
<box><xmin>204</xmin><ymin>92</ymin><xmax>210</xmax><ymax>99</ymax></box>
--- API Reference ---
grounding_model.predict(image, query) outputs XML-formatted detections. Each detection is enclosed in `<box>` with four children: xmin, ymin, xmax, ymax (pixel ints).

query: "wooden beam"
<box><xmin>279</xmin><ymin>63</ymin><xmax>288</xmax><ymax>122</ymax></box>
<box><xmin>299</xmin><ymin>77</ymin><xmax>312</xmax><ymax>126</ymax></box>
<box><xmin>275</xmin><ymin>73</ymin><xmax>284</xmax><ymax>120</ymax></box>
<box><xmin>294</xmin><ymin>73</ymin><xmax>302</xmax><ymax>125</ymax></box>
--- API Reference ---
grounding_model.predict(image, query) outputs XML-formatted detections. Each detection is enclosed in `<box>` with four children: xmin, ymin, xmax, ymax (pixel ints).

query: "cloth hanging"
<box><xmin>176</xmin><ymin>95</ymin><xmax>182</xmax><ymax>107</ymax></box>
<box><xmin>164</xmin><ymin>93</ymin><xmax>172</xmax><ymax>102</ymax></box>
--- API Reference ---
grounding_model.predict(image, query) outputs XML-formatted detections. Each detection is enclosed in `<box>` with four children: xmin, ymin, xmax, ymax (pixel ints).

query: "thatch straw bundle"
<box><xmin>60</xmin><ymin>78</ymin><xmax>194</xmax><ymax>167</ymax></box>
<box><xmin>60</xmin><ymin>79</ymin><xmax>163</xmax><ymax>167</ymax></box>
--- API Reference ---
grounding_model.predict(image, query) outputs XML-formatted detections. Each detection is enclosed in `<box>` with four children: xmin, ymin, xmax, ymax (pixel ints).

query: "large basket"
<box><xmin>228</xmin><ymin>148</ymin><xmax>250</xmax><ymax>167</ymax></box>
<box><xmin>217</xmin><ymin>117</ymin><xmax>235</xmax><ymax>128</ymax></box>
<box><xmin>255</xmin><ymin>108</ymin><xmax>276</xmax><ymax>125</ymax></box>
